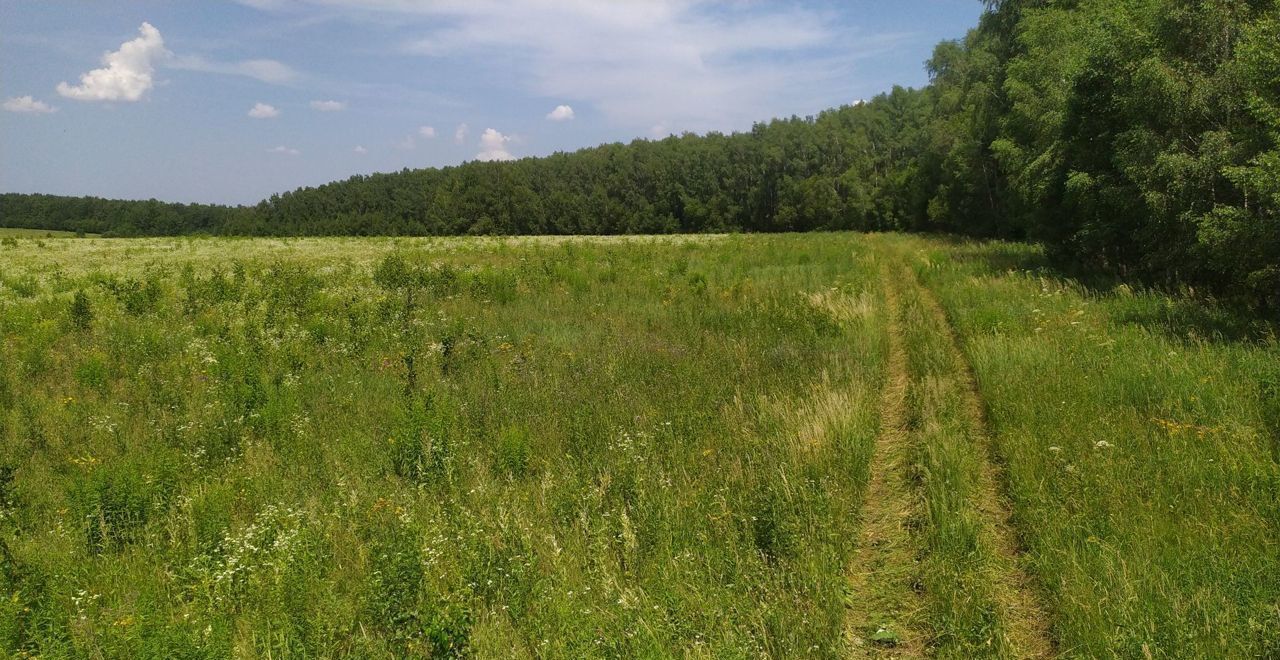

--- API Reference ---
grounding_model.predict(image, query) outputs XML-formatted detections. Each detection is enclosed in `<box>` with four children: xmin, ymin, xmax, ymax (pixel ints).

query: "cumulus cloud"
<box><xmin>454</xmin><ymin>123</ymin><xmax>468</xmax><ymax>144</ymax></box>
<box><xmin>3</xmin><ymin>96</ymin><xmax>57</xmax><ymax>114</ymax></box>
<box><xmin>545</xmin><ymin>104</ymin><xmax>574</xmax><ymax>121</ymax></box>
<box><xmin>248</xmin><ymin>102</ymin><xmax>280</xmax><ymax>118</ymax></box>
<box><xmin>354</xmin><ymin>145</ymin><xmax>368</xmax><ymax>154</ymax></box>
<box><xmin>310</xmin><ymin>99</ymin><xmax>346</xmax><ymax>111</ymax></box>
<box><xmin>57</xmin><ymin>22</ymin><xmax>168</xmax><ymax>102</ymax></box>
<box><xmin>475</xmin><ymin>128</ymin><xmax>514</xmax><ymax>162</ymax></box>
<box><xmin>267</xmin><ymin>145</ymin><xmax>299</xmax><ymax>155</ymax></box>
<box><xmin>170</xmin><ymin>56</ymin><xmax>298</xmax><ymax>84</ymax></box>
<box><xmin>418</xmin><ymin>125</ymin><xmax>436</xmax><ymax>138</ymax></box>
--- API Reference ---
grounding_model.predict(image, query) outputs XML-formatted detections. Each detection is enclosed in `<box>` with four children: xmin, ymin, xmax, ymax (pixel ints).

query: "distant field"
<box><xmin>0</xmin><ymin>234</ymin><xmax>1275</xmax><ymax>657</ymax></box>
<box><xmin>0</xmin><ymin>226</ymin><xmax>99</xmax><ymax>238</ymax></box>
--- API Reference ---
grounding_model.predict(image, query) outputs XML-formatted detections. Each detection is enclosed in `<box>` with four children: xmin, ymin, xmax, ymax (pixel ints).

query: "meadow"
<box><xmin>0</xmin><ymin>228</ymin><xmax>97</xmax><ymax>239</ymax></box>
<box><xmin>0</xmin><ymin>233</ymin><xmax>1275</xmax><ymax>658</ymax></box>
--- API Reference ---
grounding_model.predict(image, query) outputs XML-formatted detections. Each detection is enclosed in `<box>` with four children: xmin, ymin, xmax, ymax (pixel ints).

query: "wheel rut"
<box><xmin>843</xmin><ymin>265</ymin><xmax>924</xmax><ymax>658</ymax></box>
<box><xmin>913</xmin><ymin>275</ymin><xmax>1056</xmax><ymax>659</ymax></box>
<box><xmin>844</xmin><ymin>252</ymin><xmax>1054</xmax><ymax>658</ymax></box>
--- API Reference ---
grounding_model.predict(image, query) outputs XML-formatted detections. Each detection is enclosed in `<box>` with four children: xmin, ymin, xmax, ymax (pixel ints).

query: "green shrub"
<box><xmin>467</xmin><ymin>267</ymin><xmax>518</xmax><ymax>303</ymax></box>
<box><xmin>101</xmin><ymin>276</ymin><xmax>162</xmax><ymax>316</ymax></box>
<box><xmin>73</xmin><ymin>354</ymin><xmax>110</xmax><ymax>393</ymax></box>
<box><xmin>389</xmin><ymin>397</ymin><xmax>452</xmax><ymax>485</ymax></box>
<box><xmin>364</xmin><ymin>518</ymin><xmax>473</xmax><ymax>656</ymax></box>
<box><xmin>745</xmin><ymin>484</ymin><xmax>795</xmax><ymax>563</ymax></box>
<box><xmin>2</xmin><ymin>274</ymin><xmax>38</xmax><ymax>298</ymax></box>
<box><xmin>74</xmin><ymin>459</ymin><xmax>177</xmax><ymax>554</ymax></box>
<box><xmin>69</xmin><ymin>290</ymin><xmax>93</xmax><ymax>330</ymax></box>
<box><xmin>493</xmin><ymin>424</ymin><xmax>531</xmax><ymax>477</ymax></box>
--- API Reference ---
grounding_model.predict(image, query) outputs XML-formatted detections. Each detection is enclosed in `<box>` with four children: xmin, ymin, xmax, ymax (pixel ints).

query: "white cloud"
<box><xmin>545</xmin><ymin>104</ymin><xmax>574</xmax><ymax>121</ymax></box>
<box><xmin>386</xmin><ymin>2</ymin><xmax>897</xmax><ymax>131</ymax></box>
<box><xmin>234</xmin><ymin>2</ymin><xmax>913</xmax><ymax>133</ymax></box>
<box><xmin>310</xmin><ymin>99</ymin><xmax>346</xmax><ymax>111</ymax></box>
<box><xmin>475</xmin><ymin>128</ymin><xmax>514</xmax><ymax>162</ymax></box>
<box><xmin>454</xmin><ymin>122</ymin><xmax>468</xmax><ymax>144</ymax></box>
<box><xmin>418</xmin><ymin>125</ymin><xmax>436</xmax><ymax>138</ymax></box>
<box><xmin>170</xmin><ymin>56</ymin><xmax>298</xmax><ymax>84</ymax></box>
<box><xmin>248</xmin><ymin>102</ymin><xmax>280</xmax><ymax>118</ymax></box>
<box><xmin>397</xmin><ymin>135</ymin><xmax>416</xmax><ymax>150</ymax></box>
<box><xmin>233</xmin><ymin>0</ymin><xmax>290</xmax><ymax>9</ymax></box>
<box><xmin>354</xmin><ymin>145</ymin><xmax>368</xmax><ymax>154</ymax></box>
<box><xmin>649</xmin><ymin>121</ymin><xmax>672</xmax><ymax>139</ymax></box>
<box><xmin>57</xmin><ymin>22</ymin><xmax>168</xmax><ymax>102</ymax></box>
<box><xmin>3</xmin><ymin>96</ymin><xmax>57</xmax><ymax>114</ymax></box>
<box><xmin>267</xmin><ymin>145</ymin><xmax>300</xmax><ymax>155</ymax></box>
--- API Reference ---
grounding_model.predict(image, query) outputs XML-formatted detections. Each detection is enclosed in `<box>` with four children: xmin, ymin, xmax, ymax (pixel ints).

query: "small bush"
<box><xmin>2</xmin><ymin>274</ymin><xmax>38</xmax><ymax>298</ymax></box>
<box><xmin>75</xmin><ymin>460</ymin><xmax>177</xmax><ymax>554</ymax></box>
<box><xmin>73</xmin><ymin>354</ymin><xmax>110</xmax><ymax>393</ymax></box>
<box><xmin>0</xmin><ymin>466</ymin><xmax>15</xmax><ymax>513</ymax></box>
<box><xmin>389</xmin><ymin>397</ymin><xmax>452</xmax><ymax>485</ymax></box>
<box><xmin>746</xmin><ymin>485</ymin><xmax>795</xmax><ymax>563</ymax></box>
<box><xmin>364</xmin><ymin>519</ymin><xmax>473</xmax><ymax>657</ymax></box>
<box><xmin>69</xmin><ymin>290</ymin><xmax>94</xmax><ymax>330</ymax></box>
<box><xmin>493</xmin><ymin>424</ymin><xmax>531</xmax><ymax>477</ymax></box>
<box><xmin>102</xmin><ymin>276</ymin><xmax>162</xmax><ymax>316</ymax></box>
<box><xmin>468</xmin><ymin>267</ymin><xmax>518</xmax><ymax>303</ymax></box>
<box><xmin>374</xmin><ymin>253</ymin><xmax>461</xmax><ymax>298</ymax></box>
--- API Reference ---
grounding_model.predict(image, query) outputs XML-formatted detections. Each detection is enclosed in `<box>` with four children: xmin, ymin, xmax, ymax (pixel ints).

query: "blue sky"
<box><xmin>0</xmin><ymin>1</ymin><xmax>983</xmax><ymax>205</ymax></box>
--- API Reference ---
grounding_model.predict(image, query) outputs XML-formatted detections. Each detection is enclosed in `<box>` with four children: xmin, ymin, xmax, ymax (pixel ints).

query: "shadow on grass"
<box><xmin>929</xmin><ymin>234</ymin><xmax>1279</xmax><ymax>345</ymax></box>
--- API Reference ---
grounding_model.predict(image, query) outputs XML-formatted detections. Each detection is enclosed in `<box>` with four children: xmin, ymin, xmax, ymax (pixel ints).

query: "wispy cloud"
<box><xmin>233</xmin><ymin>1</ymin><xmax>911</xmax><ymax>133</ymax></box>
<box><xmin>395</xmin><ymin>2</ymin><xmax>880</xmax><ymax>131</ymax></box>
<box><xmin>3</xmin><ymin>96</ymin><xmax>57</xmax><ymax>114</ymax></box>
<box><xmin>310</xmin><ymin>99</ymin><xmax>346</xmax><ymax>111</ymax></box>
<box><xmin>57</xmin><ymin>22</ymin><xmax>168</xmax><ymax>102</ymax></box>
<box><xmin>454</xmin><ymin>122</ymin><xmax>468</xmax><ymax>144</ymax></box>
<box><xmin>170</xmin><ymin>55</ymin><xmax>299</xmax><ymax>84</ymax></box>
<box><xmin>418</xmin><ymin>125</ymin><xmax>436</xmax><ymax>138</ymax></box>
<box><xmin>267</xmin><ymin>145</ymin><xmax>300</xmax><ymax>155</ymax></box>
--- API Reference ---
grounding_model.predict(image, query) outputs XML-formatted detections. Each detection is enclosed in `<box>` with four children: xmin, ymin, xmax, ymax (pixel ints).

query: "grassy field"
<box><xmin>0</xmin><ymin>228</ymin><xmax>98</xmax><ymax>239</ymax></box>
<box><xmin>0</xmin><ymin>233</ymin><xmax>1275</xmax><ymax>657</ymax></box>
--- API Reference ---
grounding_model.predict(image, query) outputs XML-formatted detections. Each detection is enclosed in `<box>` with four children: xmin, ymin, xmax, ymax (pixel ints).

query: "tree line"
<box><xmin>1</xmin><ymin>0</ymin><xmax>1276</xmax><ymax>307</ymax></box>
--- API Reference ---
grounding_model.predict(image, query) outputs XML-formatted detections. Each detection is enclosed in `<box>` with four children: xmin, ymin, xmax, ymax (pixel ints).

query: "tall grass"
<box><xmin>896</xmin><ymin>266</ymin><xmax>1020</xmax><ymax>658</ymax></box>
<box><xmin>0</xmin><ymin>234</ymin><xmax>885</xmax><ymax>657</ymax></box>
<box><xmin>3</xmin><ymin>232</ymin><xmax>1275</xmax><ymax>657</ymax></box>
<box><xmin>904</xmin><ymin>235</ymin><xmax>1280</xmax><ymax>658</ymax></box>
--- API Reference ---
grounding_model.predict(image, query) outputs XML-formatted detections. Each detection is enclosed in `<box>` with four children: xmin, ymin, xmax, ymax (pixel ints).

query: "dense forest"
<box><xmin>0</xmin><ymin>194</ymin><xmax>248</xmax><ymax>237</ymax></box>
<box><xmin>2</xmin><ymin>0</ymin><xmax>1277</xmax><ymax>306</ymax></box>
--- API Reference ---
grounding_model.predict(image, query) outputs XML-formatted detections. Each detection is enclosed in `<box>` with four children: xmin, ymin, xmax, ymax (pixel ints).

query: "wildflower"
<box><xmin>1094</xmin><ymin>440</ymin><xmax>1112</xmax><ymax>449</ymax></box>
